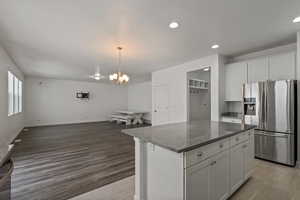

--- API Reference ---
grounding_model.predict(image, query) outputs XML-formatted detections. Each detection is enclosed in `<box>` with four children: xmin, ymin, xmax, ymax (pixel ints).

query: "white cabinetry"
<box><xmin>185</xmin><ymin>130</ymin><xmax>254</xmax><ymax>200</ymax></box>
<box><xmin>134</xmin><ymin>130</ymin><xmax>255</xmax><ymax>200</ymax></box>
<box><xmin>186</xmin><ymin>150</ymin><xmax>230</xmax><ymax>200</ymax></box>
<box><xmin>244</xmin><ymin>132</ymin><xmax>254</xmax><ymax>179</ymax></box>
<box><xmin>186</xmin><ymin>159</ymin><xmax>211</xmax><ymax>200</ymax></box>
<box><xmin>230</xmin><ymin>133</ymin><xmax>254</xmax><ymax>194</ymax></box>
<box><xmin>224</xmin><ymin>51</ymin><xmax>296</xmax><ymax>103</ymax></box>
<box><xmin>224</xmin><ymin>62</ymin><xmax>247</xmax><ymax>101</ymax></box>
<box><xmin>247</xmin><ymin>57</ymin><xmax>268</xmax><ymax>83</ymax></box>
<box><xmin>269</xmin><ymin>52</ymin><xmax>296</xmax><ymax>80</ymax></box>
<box><xmin>211</xmin><ymin>150</ymin><xmax>230</xmax><ymax>200</ymax></box>
<box><xmin>230</xmin><ymin>142</ymin><xmax>245</xmax><ymax>193</ymax></box>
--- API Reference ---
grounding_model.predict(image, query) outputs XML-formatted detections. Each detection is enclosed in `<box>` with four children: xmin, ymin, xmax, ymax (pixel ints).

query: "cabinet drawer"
<box><xmin>230</xmin><ymin>132</ymin><xmax>249</xmax><ymax>146</ymax></box>
<box><xmin>185</xmin><ymin>139</ymin><xmax>230</xmax><ymax>168</ymax></box>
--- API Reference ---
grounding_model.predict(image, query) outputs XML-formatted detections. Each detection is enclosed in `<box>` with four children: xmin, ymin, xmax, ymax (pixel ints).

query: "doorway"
<box><xmin>187</xmin><ymin>68</ymin><xmax>211</xmax><ymax>121</ymax></box>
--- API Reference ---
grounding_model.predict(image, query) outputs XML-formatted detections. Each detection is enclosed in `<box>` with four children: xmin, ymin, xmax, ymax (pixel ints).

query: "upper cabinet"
<box><xmin>247</xmin><ymin>57</ymin><xmax>268</xmax><ymax>83</ymax></box>
<box><xmin>224</xmin><ymin>50</ymin><xmax>296</xmax><ymax>102</ymax></box>
<box><xmin>269</xmin><ymin>52</ymin><xmax>296</xmax><ymax>80</ymax></box>
<box><xmin>225</xmin><ymin>62</ymin><xmax>247</xmax><ymax>101</ymax></box>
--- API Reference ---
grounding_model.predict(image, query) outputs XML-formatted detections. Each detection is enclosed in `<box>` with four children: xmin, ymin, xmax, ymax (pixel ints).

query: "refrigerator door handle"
<box><xmin>254</xmin><ymin>132</ymin><xmax>289</xmax><ymax>138</ymax></box>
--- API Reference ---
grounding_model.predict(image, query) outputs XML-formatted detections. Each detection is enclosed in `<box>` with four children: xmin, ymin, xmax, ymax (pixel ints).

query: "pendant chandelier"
<box><xmin>109</xmin><ymin>47</ymin><xmax>130</xmax><ymax>84</ymax></box>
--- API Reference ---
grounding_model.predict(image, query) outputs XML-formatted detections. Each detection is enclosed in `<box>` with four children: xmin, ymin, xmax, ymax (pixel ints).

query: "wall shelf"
<box><xmin>188</xmin><ymin>79</ymin><xmax>209</xmax><ymax>90</ymax></box>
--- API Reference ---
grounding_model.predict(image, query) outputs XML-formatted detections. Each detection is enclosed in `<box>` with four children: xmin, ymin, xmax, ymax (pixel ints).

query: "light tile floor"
<box><xmin>71</xmin><ymin>159</ymin><xmax>300</xmax><ymax>200</ymax></box>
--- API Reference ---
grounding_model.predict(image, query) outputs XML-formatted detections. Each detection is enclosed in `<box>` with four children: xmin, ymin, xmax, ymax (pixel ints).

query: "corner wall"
<box><xmin>127</xmin><ymin>81</ymin><xmax>152</xmax><ymax>122</ymax></box>
<box><xmin>24</xmin><ymin>77</ymin><xmax>128</xmax><ymax>127</ymax></box>
<box><xmin>152</xmin><ymin>54</ymin><xmax>224</xmax><ymax>125</ymax></box>
<box><xmin>0</xmin><ymin>44</ymin><xmax>24</xmax><ymax>161</ymax></box>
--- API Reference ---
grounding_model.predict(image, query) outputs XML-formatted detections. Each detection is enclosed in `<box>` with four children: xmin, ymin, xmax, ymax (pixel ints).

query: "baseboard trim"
<box><xmin>25</xmin><ymin>120</ymin><xmax>108</xmax><ymax>128</ymax></box>
<box><xmin>10</xmin><ymin>127</ymin><xmax>25</xmax><ymax>144</ymax></box>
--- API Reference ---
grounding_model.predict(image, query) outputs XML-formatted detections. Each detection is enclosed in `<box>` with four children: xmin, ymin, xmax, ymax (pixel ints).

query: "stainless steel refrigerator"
<box><xmin>243</xmin><ymin>80</ymin><xmax>297</xmax><ymax>166</ymax></box>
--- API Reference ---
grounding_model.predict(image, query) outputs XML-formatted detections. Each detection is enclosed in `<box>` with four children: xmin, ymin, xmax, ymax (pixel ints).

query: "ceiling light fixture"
<box><xmin>203</xmin><ymin>67</ymin><xmax>210</xmax><ymax>71</ymax></box>
<box><xmin>89</xmin><ymin>68</ymin><xmax>105</xmax><ymax>80</ymax></box>
<box><xmin>169</xmin><ymin>22</ymin><xmax>179</xmax><ymax>29</ymax></box>
<box><xmin>293</xmin><ymin>16</ymin><xmax>300</xmax><ymax>23</ymax></box>
<box><xmin>109</xmin><ymin>47</ymin><xmax>130</xmax><ymax>84</ymax></box>
<box><xmin>211</xmin><ymin>44</ymin><xmax>219</xmax><ymax>49</ymax></box>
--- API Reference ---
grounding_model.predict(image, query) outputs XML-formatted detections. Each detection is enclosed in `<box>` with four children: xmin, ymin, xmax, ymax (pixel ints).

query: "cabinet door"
<box><xmin>247</xmin><ymin>57</ymin><xmax>268</xmax><ymax>83</ymax></box>
<box><xmin>244</xmin><ymin>132</ymin><xmax>255</xmax><ymax>179</ymax></box>
<box><xmin>225</xmin><ymin>62</ymin><xmax>247</xmax><ymax>101</ymax></box>
<box><xmin>230</xmin><ymin>143</ymin><xmax>244</xmax><ymax>193</ymax></box>
<box><xmin>152</xmin><ymin>85</ymin><xmax>169</xmax><ymax>125</ymax></box>
<box><xmin>186</xmin><ymin>159</ymin><xmax>211</xmax><ymax>200</ymax></box>
<box><xmin>211</xmin><ymin>150</ymin><xmax>230</xmax><ymax>200</ymax></box>
<box><xmin>269</xmin><ymin>52</ymin><xmax>296</xmax><ymax>80</ymax></box>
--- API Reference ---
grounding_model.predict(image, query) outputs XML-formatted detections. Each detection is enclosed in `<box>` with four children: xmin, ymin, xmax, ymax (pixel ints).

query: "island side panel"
<box><xmin>146</xmin><ymin>143</ymin><xmax>185</xmax><ymax>200</ymax></box>
<box><xmin>134</xmin><ymin>137</ymin><xmax>147</xmax><ymax>200</ymax></box>
<box><xmin>134</xmin><ymin>137</ymin><xmax>185</xmax><ymax>200</ymax></box>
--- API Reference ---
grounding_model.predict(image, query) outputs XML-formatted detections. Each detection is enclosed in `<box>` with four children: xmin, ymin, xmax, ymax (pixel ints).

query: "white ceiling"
<box><xmin>0</xmin><ymin>0</ymin><xmax>299</xmax><ymax>81</ymax></box>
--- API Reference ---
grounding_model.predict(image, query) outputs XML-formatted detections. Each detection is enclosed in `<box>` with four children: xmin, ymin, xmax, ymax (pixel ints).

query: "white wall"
<box><xmin>152</xmin><ymin>54</ymin><xmax>224</xmax><ymax>124</ymax></box>
<box><xmin>25</xmin><ymin>77</ymin><xmax>128</xmax><ymax>127</ymax></box>
<box><xmin>127</xmin><ymin>81</ymin><xmax>152</xmax><ymax>122</ymax></box>
<box><xmin>0</xmin><ymin>44</ymin><xmax>24</xmax><ymax>161</ymax></box>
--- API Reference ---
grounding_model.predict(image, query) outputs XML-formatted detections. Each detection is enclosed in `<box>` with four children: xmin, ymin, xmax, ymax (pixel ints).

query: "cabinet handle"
<box><xmin>197</xmin><ymin>152</ymin><xmax>203</xmax><ymax>157</ymax></box>
<box><xmin>211</xmin><ymin>161</ymin><xmax>217</xmax><ymax>166</ymax></box>
<box><xmin>219</xmin><ymin>143</ymin><xmax>224</xmax><ymax>148</ymax></box>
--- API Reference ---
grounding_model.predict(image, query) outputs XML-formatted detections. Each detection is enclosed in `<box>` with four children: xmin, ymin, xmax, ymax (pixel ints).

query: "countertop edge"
<box><xmin>123</xmin><ymin>126</ymin><xmax>255</xmax><ymax>153</ymax></box>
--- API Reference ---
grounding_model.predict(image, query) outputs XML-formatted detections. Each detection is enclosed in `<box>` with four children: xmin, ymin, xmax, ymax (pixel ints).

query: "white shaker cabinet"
<box><xmin>269</xmin><ymin>52</ymin><xmax>296</xmax><ymax>80</ymax></box>
<box><xmin>211</xmin><ymin>150</ymin><xmax>230</xmax><ymax>200</ymax></box>
<box><xmin>230</xmin><ymin>142</ymin><xmax>245</xmax><ymax>193</ymax></box>
<box><xmin>186</xmin><ymin>159</ymin><xmax>211</xmax><ymax>200</ymax></box>
<box><xmin>224</xmin><ymin>62</ymin><xmax>247</xmax><ymax>101</ymax></box>
<box><xmin>186</xmin><ymin>150</ymin><xmax>230</xmax><ymax>200</ymax></box>
<box><xmin>244</xmin><ymin>133</ymin><xmax>255</xmax><ymax>179</ymax></box>
<box><xmin>247</xmin><ymin>57</ymin><xmax>268</xmax><ymax>83</ymax></box>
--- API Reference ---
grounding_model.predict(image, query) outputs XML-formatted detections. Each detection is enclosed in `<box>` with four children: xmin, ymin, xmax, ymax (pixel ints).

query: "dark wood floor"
<box><xmin>11</xmin><ymin>122</ymin><xmax>148</xmax><ymax>200</ymax></box>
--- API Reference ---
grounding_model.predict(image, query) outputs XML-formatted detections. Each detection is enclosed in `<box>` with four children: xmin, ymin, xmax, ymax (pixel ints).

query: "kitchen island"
<box><xmin>123</xmin><ymin>120</ymin><xmax>255</xmax><ymax>200</ymax></box>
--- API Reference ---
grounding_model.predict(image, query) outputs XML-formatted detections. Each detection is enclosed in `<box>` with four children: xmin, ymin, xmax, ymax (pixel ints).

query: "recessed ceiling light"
<box><xmin>211</xmin><ymin>44</ymin><xmax>219</xmax><ymax>49</ymax></box>
<box><xmin>203</xmin><ymin>68</ymin><xmax>210</xmax><ymax>71</ymax></box>
<box><xmin>293</xmin><ymin>16</ymin><xmax>300</xmax><ymax>23</ymax></box>
<box><xmin>169</xmin><ymin>22</ymin><xmax>179</xmax><ymax>29</ymax></box>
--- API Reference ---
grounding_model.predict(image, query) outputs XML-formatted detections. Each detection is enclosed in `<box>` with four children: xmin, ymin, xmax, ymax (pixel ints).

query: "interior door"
<box><xmin>152</xmin><ymin>85</ymin><xmax>169</xmax><ymax>125</ymax></box>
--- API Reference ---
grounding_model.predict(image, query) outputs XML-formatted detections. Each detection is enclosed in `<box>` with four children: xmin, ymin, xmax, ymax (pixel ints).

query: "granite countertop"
<box><xmin>122</xmin><ymin>120</ymin><xmax>255</xmax><ymax>153</ymax></box>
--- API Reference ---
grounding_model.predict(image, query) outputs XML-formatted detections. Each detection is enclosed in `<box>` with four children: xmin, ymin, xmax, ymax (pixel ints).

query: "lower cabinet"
<box><xmin>230</xmin><ymin>139</ymin><xmax>254</xmax><ymax>194</ymax></box>
<box><xmin>186</xmin><ymin>131</ymin><xmax>254</xmax><ymax>200</ymax></box>
<box><xmin>230</xmin><ymin>142</ymin><xmax>245</xmax><ymax>193</ymax></box>
<box><xmin>211</xmin><ymin>150</ymin><xmax>230</xmax><ymax>200</ymax></box>
<box><xmin>186</xmin><ymin>150</ymin><xmax>230</xmax><ymax>200</ymax></box>
<box><xmin>186</xmin><ymin>159</ymin><xmax>211</xmax><ymax>200</ymax></box>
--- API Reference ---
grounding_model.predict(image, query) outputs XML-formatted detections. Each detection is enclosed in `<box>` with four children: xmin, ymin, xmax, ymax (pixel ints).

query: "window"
<box><xmin>8</xmin><ymin>71</ymin><xmax>22</xmax><ymax>116</ymax></box>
